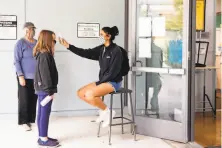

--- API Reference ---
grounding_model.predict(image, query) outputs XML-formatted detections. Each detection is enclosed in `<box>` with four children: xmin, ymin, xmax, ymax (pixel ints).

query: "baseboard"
<box><xmin>50</xmin><ymin>109</ymin><xmax>122</xmax><ymax>116</ymax></box>
<box><xmin>189</xmin><ymin>142</ymin><xmax>204</xmax><ymax>148</ymax></box>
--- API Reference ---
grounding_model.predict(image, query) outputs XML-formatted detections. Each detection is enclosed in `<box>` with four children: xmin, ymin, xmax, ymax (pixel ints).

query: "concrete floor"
<box><xmin>0</xmin><ymin>116</ymin><xmax>191</xmax><ymax>148</ymax></box>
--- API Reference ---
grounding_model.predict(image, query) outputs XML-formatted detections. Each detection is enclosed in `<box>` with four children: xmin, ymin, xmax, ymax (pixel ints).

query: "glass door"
<box><xmin>129</xmin><ymin>0</ymin><xmax>191</xmax><ymax>142</ymax></box>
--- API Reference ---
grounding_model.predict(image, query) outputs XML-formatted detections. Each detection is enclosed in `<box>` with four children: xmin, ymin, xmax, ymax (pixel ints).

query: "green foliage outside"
<box><xmin>164</xmin><ymin>0</ymin><xmax>183</xmax><ymax>68</ymax></box>
<box><xmin>165</xmin><ymin>0</ymin><xmax>183</xmax><ymax>32</ymax></box>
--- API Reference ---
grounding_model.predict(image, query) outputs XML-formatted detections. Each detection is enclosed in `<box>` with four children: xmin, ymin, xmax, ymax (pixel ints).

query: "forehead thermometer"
<box><xmin>58</xmin><ymin>32</ymin><xmax>63</xmax><ymax>39</ymax></box>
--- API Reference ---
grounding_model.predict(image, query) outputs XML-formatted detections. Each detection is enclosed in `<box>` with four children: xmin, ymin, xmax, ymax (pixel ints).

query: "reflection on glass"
<box><xmin>136</xmin><ymin>72</ymin><xmax>183</xmax><ymax>122</ymax></box>
<box><xmin>136</xmin><ymin>0</ymin><xmax>183</xmax><ymax>122</ymax></box>
<box><xmin>146</xmin><ymin>42</ymin><xmax>163</xmax><ymax>112</ymax></box>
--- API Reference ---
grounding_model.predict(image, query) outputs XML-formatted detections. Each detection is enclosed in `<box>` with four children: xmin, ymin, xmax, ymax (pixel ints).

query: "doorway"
<box><xmin>192</xmin><ymin>0</ymin><xmax>222</xmax><ymax>147</ymax></box>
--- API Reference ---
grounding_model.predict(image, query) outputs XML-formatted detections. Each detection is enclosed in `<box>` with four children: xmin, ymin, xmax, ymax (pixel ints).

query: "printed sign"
<box><xmin>196</xmin><ymin>0</ymin><xmax>205</xmax><ymax>31</ymax></box>
<box><xmin>0</xmin><ymin>15</ymin><xmax>17</xmax><ymax>40</ymax></box>
<box><xmin>77</xmin><ymin>23</ymin><xmax>100</xmax><ymax>38</ymax></box>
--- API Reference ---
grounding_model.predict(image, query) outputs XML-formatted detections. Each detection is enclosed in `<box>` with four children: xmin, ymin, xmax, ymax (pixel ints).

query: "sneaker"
<box><xmin>22</xmin><ymin>124</ymin><xmax>31</xmax><ymax>131</ymax></box>
<box><xmin>49</xmin><ymin>137</ymin><xmax>58</xmax><ymax>142</ymax></box>
<box><xmin>96</xmin><ymin>109</ymin><xmax>102</xmax><ymax>116</ymax></box>
<box><xmin>95</xmin><ymin>109</ymin><xmax>108</xmax><ymax>123</ymax></box>
<box><xmin>27</xmin><ymin>123</ymin><xmax>35</xmax><ymax>128</ymax></box>
<box><xmin>102</xmin><ymin>110</ymin><xmax>116</xmax><ymax>128</ymax></box>
<box><xmin>38</xmin><ymin>139</ymin><xmax>59</xmax><ymax>147</ymax></box>
<box><xmin>38</xmin><ymin>137</ymin><xmax>58</xmax><ymax>143</ymax></box>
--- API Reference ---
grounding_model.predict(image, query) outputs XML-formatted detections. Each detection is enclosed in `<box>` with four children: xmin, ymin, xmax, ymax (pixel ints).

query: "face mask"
<box><xmin>99</xmin><ymin>36</ymin><xmax>105</xmax><ymax>44</ymax></box>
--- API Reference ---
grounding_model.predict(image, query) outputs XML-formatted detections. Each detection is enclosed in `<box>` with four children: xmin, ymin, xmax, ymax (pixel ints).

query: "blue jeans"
<box><xmin>37</xmin><ymin>94</ymin><xmax>53</xmax><ymax>137</ymax></box>
<box><xmin>108</xmin><ymin>81</ymin><xmax>122</xmax><ymax>92</ymax></box>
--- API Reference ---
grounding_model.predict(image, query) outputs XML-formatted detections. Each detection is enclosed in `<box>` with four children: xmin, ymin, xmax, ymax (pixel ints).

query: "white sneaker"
<box><xmin>97</xmin><ymin>110</ymin><xmax>102</xmax><ymax>116</ymax></box>
<box><xmin>96</xmin><ymin>109</ymin><xmax>107</xmax><ymax>123</ymax></box>
<box><xmin>23</xmin><ymin>124</ymin><xmax>31</xmax><ymax>131</ymax></box>
<box><xmin>102</xmin><ymin>110</ymin><xmax>116</xmax><ymax>128</ymax></box>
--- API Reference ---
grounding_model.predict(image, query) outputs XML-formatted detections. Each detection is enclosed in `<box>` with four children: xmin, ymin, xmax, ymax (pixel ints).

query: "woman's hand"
<box><xmin>59</xmin><ymin>38</ymin><xmax>70</xmax><ymax>48</ymax></box>
<box><xmin>50</xmin><ymin>95</ymin><xmax>54</xmax><ymax>99</ymax></box>
<box><xmin>19</xmin><ymin>76</ymin><xmax>26</xmax><ymax>86</ymax></box>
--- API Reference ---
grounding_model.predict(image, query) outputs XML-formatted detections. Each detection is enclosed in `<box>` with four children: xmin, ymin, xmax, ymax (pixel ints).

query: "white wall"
<box><xmin>0</xmin><ymin>0</ymin><xmax>125</xmax><ymax>115</ymax></box>
<box><xmin>0</xmin><ymin>0</ymin><xmax>25</xmax><ymax>113</ymax></box>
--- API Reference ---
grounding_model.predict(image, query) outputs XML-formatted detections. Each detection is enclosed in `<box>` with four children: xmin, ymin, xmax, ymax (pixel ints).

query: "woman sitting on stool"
<box><xmin>59</xmin><ymin>26</ymin><xmax>122</xmax><ymax>128</ymax></box>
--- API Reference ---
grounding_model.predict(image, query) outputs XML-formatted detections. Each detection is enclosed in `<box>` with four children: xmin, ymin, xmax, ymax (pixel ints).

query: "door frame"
<box><xmin>188</xmin><ymin>0</ymin><xmax>196</xmax><ymax>142</ymax></box>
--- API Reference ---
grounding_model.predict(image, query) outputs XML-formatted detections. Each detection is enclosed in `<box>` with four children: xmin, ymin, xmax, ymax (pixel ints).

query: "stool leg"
<box><xmin>120</xmin><ymin>93</ymin><xmax>124</xmax><ymax>134</ymax></box>
<box><xmin>97</xmin><ymin>122</ymin><xmax>102</xmax><ymax>137</ymax></box>
<box><xmin>129</xmin><ymin>93</ymin><xmax>136</xmax><ymax>141</ymax></box>
<box><xmin>145</xmin><ymin>94</ymin><xmax>148</xmax><ymax>114</ymax></box>
<box><xmin>156</xmin><ymin>108</ymin><xmax>160</xmax><ymax>118</ymax></box>
<box><xmin>129</xmin><ymin>93</ymin><xmax>133</xmax><ymax>133</ymax></box>
<box><xmin>109</xmin><ymin>94</ymin><xmax>114</xmax><ymax>145</ymax></box>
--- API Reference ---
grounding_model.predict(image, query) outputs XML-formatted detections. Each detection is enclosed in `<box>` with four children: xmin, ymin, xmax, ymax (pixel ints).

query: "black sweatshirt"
<box><xmin>68</xmin><ymin>43</ymin><xmax>123</xmax><ymax>85</ymax></box>
<box><xmin>34</xmin><ymin>52</ymin><xmax>58</xmax><ymax>96</ymax></box>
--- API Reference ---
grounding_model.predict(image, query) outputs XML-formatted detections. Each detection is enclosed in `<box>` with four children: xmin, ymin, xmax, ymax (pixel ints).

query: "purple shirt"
<box><xmin>14</xmin><ymin>38</ymin><xmax>37</xmax><ymax>79</ymax></box>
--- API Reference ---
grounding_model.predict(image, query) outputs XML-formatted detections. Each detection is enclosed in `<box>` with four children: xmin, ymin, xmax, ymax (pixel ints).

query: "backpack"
<box><xmin>119</xmin><ymin>46</ymin><xmax>130</xmax><ymax>76</ymax></box>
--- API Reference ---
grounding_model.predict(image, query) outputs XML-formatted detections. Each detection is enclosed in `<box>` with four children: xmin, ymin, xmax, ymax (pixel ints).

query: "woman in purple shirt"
<box><xmin>14</xmin><ymin>22</ymin><xmax>37</xmax><ymax>131</ymax></box>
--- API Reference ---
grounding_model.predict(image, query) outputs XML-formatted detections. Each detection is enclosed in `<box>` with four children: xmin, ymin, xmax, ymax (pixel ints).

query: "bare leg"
<box><xmin>84</xmin><ymin>83</ymin><xmax>114</xmax><ymax>110</ymax></box>
<box><xmin>77</xmin><ymin>82</ymin><xmax>96</xmax><ymax>104</ymax></box>
<box><xmin>88</xmin><ymin>96</ymin><xmax>107</xmax><ymax>110</ymax></box>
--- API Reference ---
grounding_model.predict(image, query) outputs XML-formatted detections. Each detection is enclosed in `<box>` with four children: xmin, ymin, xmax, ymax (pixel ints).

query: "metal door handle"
<box><xmin>135</xmin><ymin>60</ymin><xmax>143</xmax><ymax>77</ymax></box>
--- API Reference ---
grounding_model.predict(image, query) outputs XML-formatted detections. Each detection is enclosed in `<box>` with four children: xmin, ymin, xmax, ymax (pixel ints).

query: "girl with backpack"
<box><xmin>59</xmin><ymin>26</ymin><xmax>129</xmax><ymax>128</ymax></box>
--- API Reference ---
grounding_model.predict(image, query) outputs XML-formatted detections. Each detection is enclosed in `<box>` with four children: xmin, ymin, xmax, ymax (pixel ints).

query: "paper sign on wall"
<box><xmin>139</xmin><ymin>38</ymin><xmax>151</xmax><ymax>58</ymax></box>
<box><xmin>0</xmin><ymin>15</ymin><xmax>17</xmax><ymax>40</ymax></box>
<box><xmin>139</xmin><ymin>17</ymin><xmax>151</xmax><ymax>37</ymax></box>
<box><xmin>139</xmin><ymin>16</ymin><xmax>165</xmax><ymax>37</ymax></box>
<box><xmin>77</xmin><ymin>23</ymin><xmax>100</xmax><ymax>38</ymax></box>
<box><xmin>152</xmin><ymin>16</ymin><xmax>166</xmax><ymax>37</ymax></box>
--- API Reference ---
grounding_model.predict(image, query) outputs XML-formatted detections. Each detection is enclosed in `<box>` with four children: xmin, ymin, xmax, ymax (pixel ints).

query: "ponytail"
<box><xmin>102</xmin><ymin>26</ymin><xmax>119</xmax><ymax>41</ymax></box>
